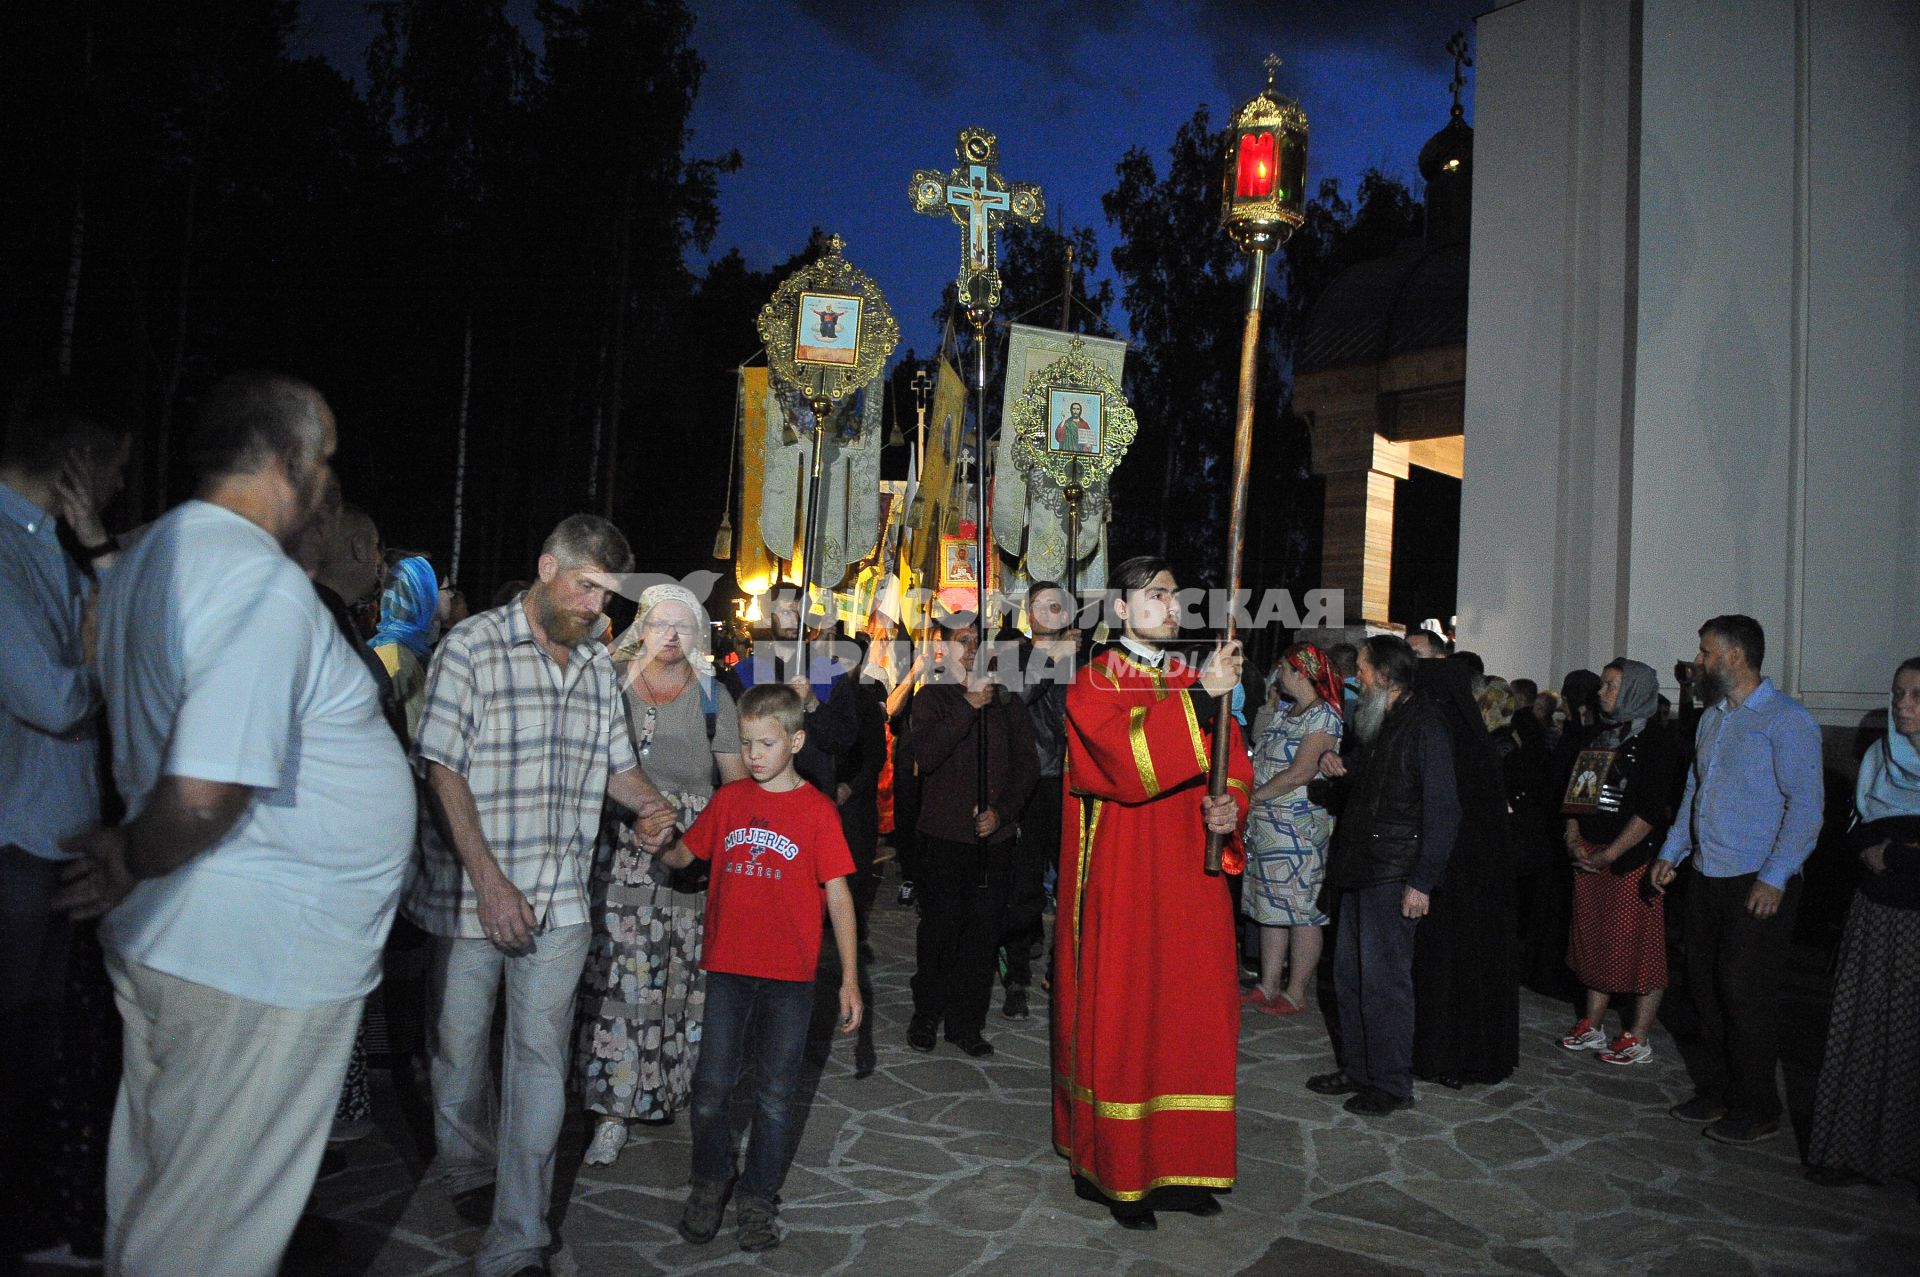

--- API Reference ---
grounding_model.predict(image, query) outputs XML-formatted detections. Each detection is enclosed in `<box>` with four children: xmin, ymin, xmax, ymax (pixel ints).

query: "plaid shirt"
<box><xmin>404</xmin><ymin>596</ymin><xmax>637</xmax><ymax>938</ymax></box>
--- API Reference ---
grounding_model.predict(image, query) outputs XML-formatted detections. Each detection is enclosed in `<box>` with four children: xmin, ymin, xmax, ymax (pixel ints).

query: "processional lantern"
<box><xmin>1221</xmin><ymin>54</ymin><xmax>1309</xmax><ymax>254</ymax></box>
<box><xmin>1203</xmin><ymin>54</ymin><xmax>1309</xmax><ymax>876</ymax></box>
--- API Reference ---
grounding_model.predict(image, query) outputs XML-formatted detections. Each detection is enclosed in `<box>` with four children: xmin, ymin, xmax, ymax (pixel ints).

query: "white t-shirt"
<box><xmin>96</xmin><ymin>500</ymin><xmax>417</xmax><ymax>1007</ymax></box>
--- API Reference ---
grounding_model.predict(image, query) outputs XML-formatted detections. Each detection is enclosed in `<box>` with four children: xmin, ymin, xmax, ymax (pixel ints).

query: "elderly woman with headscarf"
<box><xmin>1805</xmin><ymin>656</ymin><xmax>1920</xmax><ymax>1192</ymax></box>
<box><xmin>1242</xmin><ymin>642</ymin><xmax>1344</xmax><ymax>1016</ymax></box>
<box><xmin>369</xmin><ymin>555</ymin><xmax>439</xmax><ymax>739</ymax></box>
<box><xmin>1554</xmin><ymin>658</ymin><xmax>1676</xmax><ymax>1065</ymax></box>
<box><xmin>1409</xmin><ymin>657</ymin><xmax>1519</xmax><ymax>1087</ymax></box>
<box><xmin>577</xmin><ymin>584</ymin><xmax>747</xmax><ymax>1167</ymax></box>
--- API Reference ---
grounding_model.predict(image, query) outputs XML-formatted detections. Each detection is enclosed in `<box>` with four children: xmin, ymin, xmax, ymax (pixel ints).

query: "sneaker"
<box><xmin>1599</xmin><ymin>1033</ymin><xmax>1652</xmax><ymax>1066</ymax></box>
<box><xmin>1669</xmin><ymin>1095</ymin><xmax>1729</xmax><ymax>1123</ymax></box>
<box><xmin>1002</xmin><ymin>988</ymin><xmax>1030</xmax><ymax>1020</ymax></box>
<box><xmin>583</xmin><ymin>1119</ymin><xmax>627</xmax><ymax>1167</ymax></box>
<box><xmin>18</xmin><ymin>1242</ymin><xmax>101</xmax><ymax>1270</ymax></box>
<box><xmin>1558</xmin><ymin>1018</ymin><xmax>1608</xmax><ymax>1051</ymax></box>
<box><xmin>736</xmin><ymin>1194</ymin><xmax>780</xmax><ymax>1252</ymax></box>
<box><xmin>677</xmin><ymin>1180</ymin><xmax>728</xmax><ymax>1244</ymax></box>
<box><xmin>897</xmin><ymin>881</ymin><xmax>916</xmax><ymax>906</ymax></box>
<box><xmin>1703</xmin><ymin>1114</ymin><xmax>1780</xmax><ymax>1145</ymax></box>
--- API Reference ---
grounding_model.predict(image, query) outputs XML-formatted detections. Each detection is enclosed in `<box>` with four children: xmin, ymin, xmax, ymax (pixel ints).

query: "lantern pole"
<box><xmin>1205</xmin><ymin>53</ymin><xmax>1307</xmax><ymax>875</ymax></box>
<box><xmin>1204</xmin><ymin>250</ymin><xmax>1268</xmax><ymax>873</ymax></box>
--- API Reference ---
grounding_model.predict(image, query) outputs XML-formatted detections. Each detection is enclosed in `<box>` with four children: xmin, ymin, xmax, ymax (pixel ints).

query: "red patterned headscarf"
<box><xmin>1281</xmin><ymin>642</ymin><xmax>1344</xmax><ymax>719</ymax></box>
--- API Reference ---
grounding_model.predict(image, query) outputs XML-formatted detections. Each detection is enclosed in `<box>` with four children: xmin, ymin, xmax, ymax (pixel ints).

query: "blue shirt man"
<box><xmin>1657</xmin><ymin>677</ymin><xmax>1823</xmax><ymax>889</ymax></box>
<box><xmin>1651</xmin><ymin>615</ymin><xmax>1821</xmax><ymax>1143</ymax></box>
<box><xmin>0</xmin><ymin>479</ymin><xmax>100</xmax><ymax>861</ymax></box>
<box><xmin>0</xmin><ymin>376</ymin><xmax>125</xmax><ymax>1260</ymax></box>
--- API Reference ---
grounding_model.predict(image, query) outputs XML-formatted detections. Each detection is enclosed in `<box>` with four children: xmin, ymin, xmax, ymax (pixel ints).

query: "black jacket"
<box><xmin>1330</xmin><ymin>691</ymin><xmax>1461</xmax><ymax>892</ymax></box>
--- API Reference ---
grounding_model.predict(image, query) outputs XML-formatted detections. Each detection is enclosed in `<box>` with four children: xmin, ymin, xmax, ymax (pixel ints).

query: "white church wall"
<box><xmin>1797</xmin><ymin>0</ymin><xmax>1920</xmax><ymax>717</ymax></box>
<box><xmin>1624</xmin><ymin>0</ymin><xmax>1799</xmax><ymax>681</ymax></box>
<box><xmin>1463</xmin><ymin>0</ymin><xmax>1918</xmax><ymax>724</ymax></box>
<box><xmin>1458</xmin><ymin>0</ymin><xmax>1635</xmax><ymax>686</ymax></box>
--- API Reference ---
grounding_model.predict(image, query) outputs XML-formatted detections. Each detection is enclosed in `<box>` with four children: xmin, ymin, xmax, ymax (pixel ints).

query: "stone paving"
<box><xmin>293</xmin><ymin>904</ymin><xmax>1917</xmax><ymax>1277</ymax></box>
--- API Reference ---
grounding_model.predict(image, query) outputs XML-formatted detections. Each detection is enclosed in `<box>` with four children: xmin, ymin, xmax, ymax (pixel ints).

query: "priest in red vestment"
<box><xmin>1051</xmin><ymin>555</ymin><xmax>1252</xmax><ymax>1229</ymax></box>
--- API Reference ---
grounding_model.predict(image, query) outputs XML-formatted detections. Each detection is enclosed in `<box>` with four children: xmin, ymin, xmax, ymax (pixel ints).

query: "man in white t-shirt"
<box><xmin>57</xmin><ymin>372</ymin><xmax>416</xmax><ymax>1277</ymax></box>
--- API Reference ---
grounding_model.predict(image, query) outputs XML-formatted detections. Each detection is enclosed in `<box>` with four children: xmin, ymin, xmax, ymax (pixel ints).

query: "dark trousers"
<box><xmin>688</xmin><ymin>971</ymin><xmax>816</xmax><ymax>1202</ymax></box>
<box><xmin>890</xmin><ymin>736</ymin><xmax>921</xmax><ymax>885</ymax></box>
<box><xmin>911</xmin><ymin>835</ymin><xmax>1012</xmax><ymax>1039</ymax></box>
<box><xmin>1332</xmin><ymin>881</ymin><xmax>1419</xmax><ymax>1100</ymax></box>
<box><xmin>1681</xmin><ymin>866</ymin><xmax>1801</xmax><ymax>1121</ymax></box>
<box><xmin>2</xmin><ymin>845</ymin><xmax>72</xmax><ymax>1241</ymax></box>
<box><xmin>839</xmin><ymin>793</ymin><xmax>879</xmax><ymax>922</ymax></box>
<box><xmin>1001</xmin><ymin>781</ymin><xmax>1059</xmax><ymax>991</ymax></box>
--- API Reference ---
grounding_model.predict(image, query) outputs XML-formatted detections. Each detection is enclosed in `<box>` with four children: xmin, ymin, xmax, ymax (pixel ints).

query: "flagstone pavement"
<box><xmin>291</xmin><ymin>904</ymin><xmax>1916</xmax><ymax>1277</ymax></box>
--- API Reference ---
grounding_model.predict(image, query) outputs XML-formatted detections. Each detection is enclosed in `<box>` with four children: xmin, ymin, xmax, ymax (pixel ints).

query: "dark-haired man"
<box><xmin>55</xmin><ymin>372</ymin><xmax>411</xmax><ymax>1275</ymax></box>
<box><xmin>1309</xmin><ymin>634</ymin><xmax>1460</xmax><ymax>1117</ymax></box>
<box><xmin>0</xmin><ymin>375</ymin><xmax>128</xmax><ymax>1263</ymax></box>
<box><xmin>1000</xmin><ymin>581</ymin><xmax>1077</xmax><ymax>1019</ymax></box>
<box><xmin>1052</xmin><ymin>556</ymin><xmax>1250</xmax><ymax>1230</ymax></box>
<box><xmin>1652</xmin><ymin>614</ymin><xmax>1821</xmax><ymax>1146</ymax></box>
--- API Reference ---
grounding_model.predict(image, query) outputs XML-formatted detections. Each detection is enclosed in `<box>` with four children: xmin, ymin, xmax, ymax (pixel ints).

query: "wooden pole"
<box><xmin>1205</xmin><ymin>246</ymin><xmax>1268</xmax><ymax>874</ymax></box>
<box><xmin>971</xmin><ymin>309</ymin><xmax>991</xmax><ymax>844</ymax></box>
<box><xmin>795</xmin><ymin>378</ymin><xmax>831</xmax><ymax>679</ymax></box>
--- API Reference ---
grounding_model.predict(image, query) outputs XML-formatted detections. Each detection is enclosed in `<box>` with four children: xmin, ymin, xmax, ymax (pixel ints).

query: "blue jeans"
<box><xmin>688</xmin><ymin>970</ymin><xmax>815</xmax><ymax>1201</ymax></box>
<box><xmin>1333</xmin><ymin>882</ymin><xmax>1419</xmax><ymax>1100</ymax></box>
<box><xmin>428</xmin><ymin>925</ymin><xmax>591</xmax><ymax>1277</ymax></box>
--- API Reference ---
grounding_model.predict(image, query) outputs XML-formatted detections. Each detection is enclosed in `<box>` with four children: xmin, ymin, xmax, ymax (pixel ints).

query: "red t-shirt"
<box><xmin>682</xmin><ymin>778</ymin><xmax>856</xmax><ymax>981</ymax></box>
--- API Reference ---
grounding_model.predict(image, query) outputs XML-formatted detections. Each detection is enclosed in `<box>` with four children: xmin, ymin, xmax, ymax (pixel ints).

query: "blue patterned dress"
<box><xmin>1242</xmin><ymin>699</ymin><xmax>1342</xmax><ymax>926</ymax></box>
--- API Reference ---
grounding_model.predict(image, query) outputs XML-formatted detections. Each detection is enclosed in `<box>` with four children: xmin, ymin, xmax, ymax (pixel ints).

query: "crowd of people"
<box><xmin>3</xmin><ymin>369</ymin><xmax>1915</xmax><ymax>1274</ymax></box>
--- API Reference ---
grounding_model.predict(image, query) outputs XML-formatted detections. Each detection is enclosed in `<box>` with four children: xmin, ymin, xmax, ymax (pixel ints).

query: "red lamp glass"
<box><xmin>1221</xmin><ymin>56</ymin><xmax>1308</xmax><ymax>252</ymax></box>
<box><xmin>1235</xmin><ymin>132</ymin><xmax>1277</xmax><ymax>199</ymax></box>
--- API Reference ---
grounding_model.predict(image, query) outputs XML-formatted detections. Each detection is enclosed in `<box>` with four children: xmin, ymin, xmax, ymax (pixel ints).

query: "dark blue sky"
<box><xmin>293</xmin><ymin>0</ymin><xmax>1481</xmax><ymax>351</ymax></box>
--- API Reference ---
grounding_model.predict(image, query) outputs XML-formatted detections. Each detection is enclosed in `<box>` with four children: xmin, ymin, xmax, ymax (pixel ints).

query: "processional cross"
<box><xmin>911</xmin><ymin>127</ymin><xmax>1044</xmax><ymax>315</ymax></box>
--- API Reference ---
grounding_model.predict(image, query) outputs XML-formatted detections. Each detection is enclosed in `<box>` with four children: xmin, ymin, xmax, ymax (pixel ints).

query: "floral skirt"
<box><xmin>576</xmin><ymin>791</ymin><xmax>709</xmax><ymax>1120</ymax></box>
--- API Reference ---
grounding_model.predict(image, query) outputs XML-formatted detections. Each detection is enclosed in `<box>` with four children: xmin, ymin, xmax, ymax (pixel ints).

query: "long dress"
<box><xmin>1411</xmin><ymin>661</ymin><xmax>1520</xmax><ymax>1086</ymax></box>
<box><xmin>1243</xmin><ymin>700</ymin><xmax>1342</xmax><ymax>926</ymax></box>
<box><xmin>1808</xmin><ymin>814</ymin><xmax>1920</xmax><ymax>1181</ymax></box>
<box><xmin>576</xmin><ymin>679</ymin><xmax>739</xmax><ymax>1120</ymax></box>
<box><xmin>1052</xmin><ymin>647</ymin><xmax>1253</xmax><ymax>1208</ymax></box>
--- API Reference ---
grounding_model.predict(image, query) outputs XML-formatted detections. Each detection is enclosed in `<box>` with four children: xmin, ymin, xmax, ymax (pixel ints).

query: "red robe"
<box><xmin>1051</xmin><ymin>646</ymin><xmax>1253</xmax><ymax>1203</ymax></box>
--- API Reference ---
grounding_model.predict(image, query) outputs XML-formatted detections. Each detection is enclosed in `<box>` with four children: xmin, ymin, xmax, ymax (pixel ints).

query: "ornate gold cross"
<box><xmin>910</xmin><ymin>126</ymin><xmax>1044</xmax><ymax>315</ymax></box>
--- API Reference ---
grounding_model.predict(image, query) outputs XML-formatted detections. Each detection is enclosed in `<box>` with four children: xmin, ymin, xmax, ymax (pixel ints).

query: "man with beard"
<box><xmin>1308</xmin><ymin>634</ymin><xmax>1460</xmax><ymax>1116</ymax></box>
<box><xmin>55</xmin><ymin>373</ymin><xmax>416</xmax><ymax>1275</ymax></box>
<box><xmin>405</xmin><ymin>514</ymin><xmax>676</xmax><ymax>1277</ymax></box>
<box><xmin>1053</xmin><ymin>556</ymin><xmax>1250</xmax><ymax>1230</ymax></box>
<box><xmin>1651</xmin><ymin>614</ymin><xmax>1821</xmax><ymax>1147</ymax></box>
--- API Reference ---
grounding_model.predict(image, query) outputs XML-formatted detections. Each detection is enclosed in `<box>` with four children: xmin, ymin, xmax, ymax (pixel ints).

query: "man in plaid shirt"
<box><xmin>405</xmin><ymin>514</ymin><xmax>673</xmax><ymax>1277</ymax></box>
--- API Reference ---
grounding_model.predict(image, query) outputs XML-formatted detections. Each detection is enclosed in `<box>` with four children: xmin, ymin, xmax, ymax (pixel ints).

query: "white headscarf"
<box><xmin>611</xmin><ymin>583</ymin><xmax>713</xmax><ymax>691</ymax></box>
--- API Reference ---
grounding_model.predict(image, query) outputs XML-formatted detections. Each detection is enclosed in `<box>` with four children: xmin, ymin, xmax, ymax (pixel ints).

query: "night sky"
<box><xmin>292</xmin><ymin>0</ymin><xmax>1482</xmax><ymax>352</ymax></box>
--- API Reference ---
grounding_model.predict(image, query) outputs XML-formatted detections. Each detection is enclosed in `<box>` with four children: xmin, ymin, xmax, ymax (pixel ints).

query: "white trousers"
<box><xmin>104</xmin><ymin>956</ymin><xmax>360</xmax><ymax>1277</ymax></box>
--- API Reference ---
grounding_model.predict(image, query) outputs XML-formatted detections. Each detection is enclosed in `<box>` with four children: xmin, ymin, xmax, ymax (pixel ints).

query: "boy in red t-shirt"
<box><xmin>652</xmin><ymin>684</ymin><xmax>862</xmax><ymax>1252</ymax></box>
